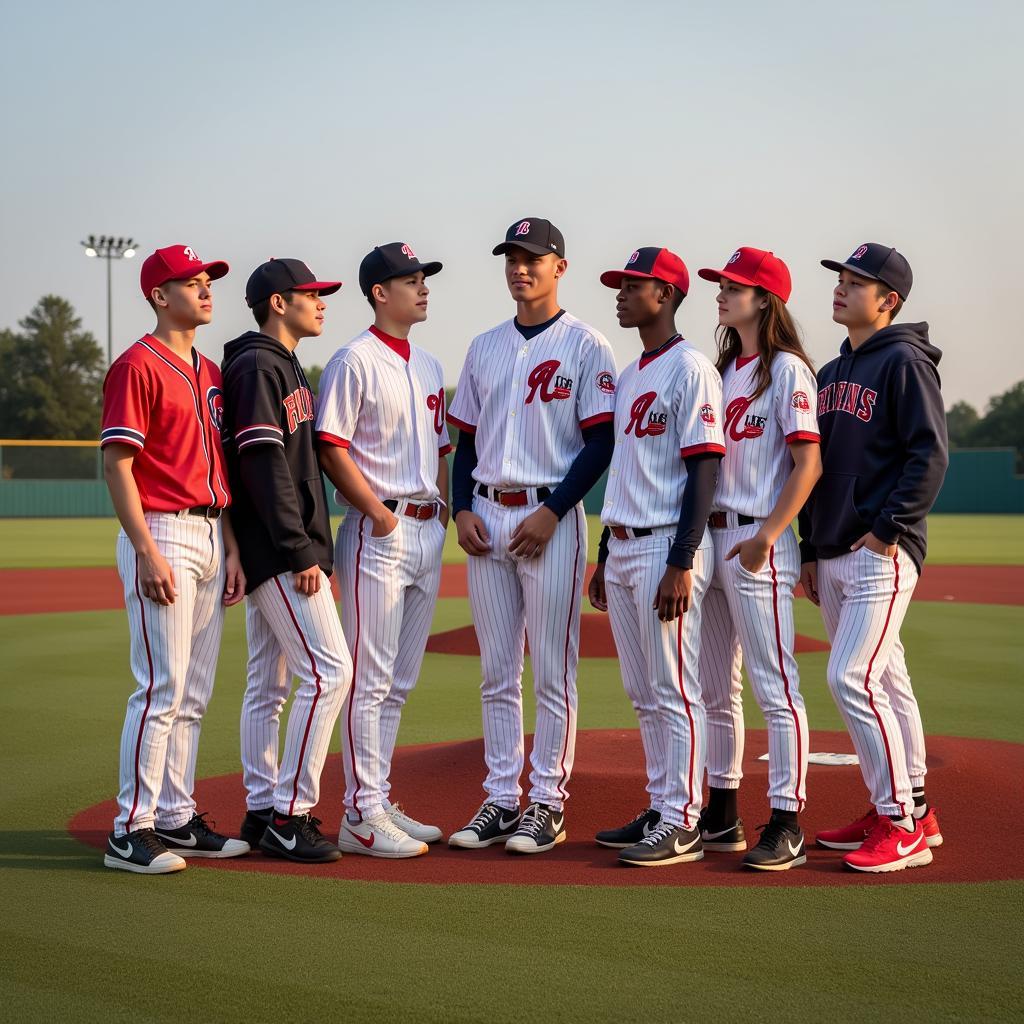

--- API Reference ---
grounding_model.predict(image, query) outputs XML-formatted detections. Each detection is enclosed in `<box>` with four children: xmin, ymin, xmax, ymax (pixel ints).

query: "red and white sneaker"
<box><xmin>843</xmin><ymin>816</ymin><xmax>933</xmax><ymax>873</ymax></box>
<box><xmin>815</xmin><ymin>808</ymin><xmax>879</xmax><ymax>850</ymax></box>
<box><xmin>918</xmin><ymin>807</ymin><xmax>943</xmax><ymax>848</ymax></box>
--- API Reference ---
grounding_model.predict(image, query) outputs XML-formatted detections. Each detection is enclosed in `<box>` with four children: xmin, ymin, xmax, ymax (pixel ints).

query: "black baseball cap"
<box><xmin>492</xmin><ymin>217</ymin><xmax>565</xmax><ymax>258</ymax></box>
<box><xmin>245</xmin><ymin>258</ymin><xmax>342</xmax><ymax>308</ymax></box>
<box><xmin>821</xmin><ymin>242</ymin><xmax>913</xmax><ymax>300</ymax></box>
<box><xmin>358</xmin><ymin>242</ymin><xmax>443</xmax><ymax>296</ymax></box>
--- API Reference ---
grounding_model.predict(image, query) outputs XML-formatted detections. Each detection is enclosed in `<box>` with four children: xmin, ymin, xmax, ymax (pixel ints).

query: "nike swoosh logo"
<box><xmin>350</xmin><ymin>829</ymin><xmax>375</xmax><ymax>849</ymax></box>
<box><xmin>702</xmin><ymin>825</ymin><xmax>735</xmax><ymax>840</ymax></box>
<box><xmin>110</xmin><ymin>839</ymin><xmax>133</xmax><ymax>857</ymax></box>
<box><xmin>551</xmin><ymin>817</ymin><xmax>564</xmax><ymax>831</ymax></box>
<box><xmin>673</xmin><ymin>834</ymin><xmax>700</xmax><ymax>855</ymax></box>
<box><xmin>156</xmin><ymin>830</ymin><xmax>197</xmax><ymax>847</ymax></box>
<box><xmin>643</xmin><ymin>821</ymin><xmax>658</xmax><ymax>836</ymax></box>
<box><xmin>787</xmin><ymin>839</ymin><xmax>803</xmax><ymax>857</ymax></box>
<box><xmin>266</xmin><ymin>826</ymin><xmax>297</xmax><ymax>851</ymax></box>
<box><xmin>896</xmin><ymin>835</ymin><xmax>923</xmax><ymax>856</ymax></box>
<box><xmin>498</xmin><ymin>814</ymin><xmax>519</xmax><ymax>829</ymax></box>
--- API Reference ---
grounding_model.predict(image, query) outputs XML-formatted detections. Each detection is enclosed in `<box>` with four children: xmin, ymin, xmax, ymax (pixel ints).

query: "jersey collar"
<box><xmin>639</xmin><ymin>333</ymin><xmax>683</xmax><ymax>370</ymax></box>
<box><xmin>369</xmin><ymin>325</ymin><xmax>410</xmax><ymax>362</ymax></box>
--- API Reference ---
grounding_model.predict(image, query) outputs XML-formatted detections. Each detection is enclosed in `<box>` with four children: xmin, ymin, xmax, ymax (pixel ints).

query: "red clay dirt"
<box><xmin>3</xmin><ymin>563</ymin><xmax>1021</xmax><ymax>616</ymax></box>
<box><xmin>69</xmin><ymin>729</ymin><xmax>1022</xmax><ymax>888</ymax></box>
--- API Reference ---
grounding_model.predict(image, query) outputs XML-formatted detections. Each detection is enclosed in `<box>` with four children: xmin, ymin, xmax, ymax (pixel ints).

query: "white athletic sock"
<box><xmin>892</xmin><ymin>815</ymin><xmax>916</xmax><ymax>832</ymax></box>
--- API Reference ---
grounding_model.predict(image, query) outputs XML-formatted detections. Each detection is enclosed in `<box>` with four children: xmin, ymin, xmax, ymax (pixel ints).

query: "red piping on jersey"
<box><xmin>676</xmin><ymin>613</ymin><xmax>699</xmax><ymax>829</ymax></box>
<box><xmin>769</xmin><ymin>546</ymin><xmax>805</xmax><ymax>811</ymax></box>
<box><xmin>272</xmin><ymin>576</ymin><xmax>324</xmax><ymax>817</ymax></box>
<box><xmin>369</xmin><ymin>325</ymin><xmax>411</xmax><ymax>362</ymax></box>
<box><xmin>785</xmin><ymin>430</ymin><xmax>820</xmax><ymax>445</ymax></box>
<box><xmin>638</xmin><ymin>334</ymin><xmax>684</xmax><ymax>370</ymax></box>
<box><xmin>680</xmin><ymin>442</ymin><xmax>727</xmax><ymax>458</ymax></box>
<box><xmin>438</xmin><ymin>442</ymin><xmax>453</xmax><ymax>458</ymax></box>
<box><xmin>346</xmin><ymin>520</ymin><xmax>366</xmax><ymax>814</ymax></box>
<box><xmin>554</xmin><ymin>507</ymin><xmax>582</xmax><ymax>803</ymax></box>
<box><xmin>446</xmin><ymin>413</ymin><xmax>476</xmax><ymax>434</ymax></box>
<box><xmin>125</xmin><ymin>559</ymin><xmax>156</xmax><ymax>831</ymax></box>
<box><xmin>317</xmin><ymin>430</ymin><xmax>351</xmax><ymax>449</ymax></box>
<box><xmin>735</xmin><ymin>353</ymin><xmax>759</xmax><ymax>369</ymax></box>
<box><xmin>579</xmin><ymin>411</ymin><xmax>614</xmax><ymax>430</ymax></box>
<box><xmin>861</xmin><ymin>551</ymin><xmax>906</xmax><ymax>817</ymax></box>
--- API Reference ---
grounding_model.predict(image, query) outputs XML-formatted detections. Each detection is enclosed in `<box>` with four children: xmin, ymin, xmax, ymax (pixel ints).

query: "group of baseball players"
<box><xmin>99</xmin><ymin>216</ymin><xmax>948</xmax><ymax>877</ymax></box>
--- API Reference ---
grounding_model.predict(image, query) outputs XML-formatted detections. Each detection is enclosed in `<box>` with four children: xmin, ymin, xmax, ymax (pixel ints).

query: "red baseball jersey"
<box><xmin>100</xmin><ymin>336</ymin><xmax>230</xmax><ymax>512</ymax></box>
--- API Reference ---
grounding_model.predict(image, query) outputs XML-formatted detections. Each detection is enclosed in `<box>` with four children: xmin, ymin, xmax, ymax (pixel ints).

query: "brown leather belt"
<box><xmin>475</xmin><ymin>484</ymin><xmax>552</xmax><ymax>507</ymax></box>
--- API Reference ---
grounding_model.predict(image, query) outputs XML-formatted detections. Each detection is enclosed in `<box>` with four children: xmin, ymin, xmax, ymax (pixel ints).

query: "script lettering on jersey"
<box><xmin>817</xmin><ymin>380</ymin><xmax>877</xmax><ymax>422</ymax></box>
<box><xmin>426</xmin><ymin>388</ymin><xmax>446</xmax><ymax>435</ymax></box>
<box><xmin>724</xmin><ymin>395</ymin><xmax>766</xmax><ymax>441</ymax></box>
<box><xmin>283</xmin><ymin>386</ymin><xmax>315</xmax><ymax>434</ymax></box>
<box><xmin>624</xmin><ymin>391</ymin><xmax>667</xmax><ymax>437</ymax></box>
<box><xmin>525</xmin><ymin>360</ymin><xmax>573</xmax><ymax>403</ymax></box>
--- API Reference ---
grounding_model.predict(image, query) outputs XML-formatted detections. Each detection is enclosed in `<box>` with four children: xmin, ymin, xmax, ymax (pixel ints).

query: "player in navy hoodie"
<box><xmin>798</xmin><ymin>242</ymin><xmax>948</xmax><ymax>873</ymax></box>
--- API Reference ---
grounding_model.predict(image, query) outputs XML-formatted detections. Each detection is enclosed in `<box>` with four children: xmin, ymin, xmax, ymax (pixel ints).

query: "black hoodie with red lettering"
<box><xmin>221</xmin><ymin>331</ymin><xmax>333</xmax><ymax>593</ymax></box>
<box><xmin>798</xmin><ymin>321</ymin><xmax>948</xmax><ymax>573</ymax></box>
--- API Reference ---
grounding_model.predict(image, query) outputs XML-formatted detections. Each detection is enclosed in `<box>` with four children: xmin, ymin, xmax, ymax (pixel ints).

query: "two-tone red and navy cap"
<box><xmin>599</xmin><ymin>247</ymin><xmax>690</xmax><ymax>295</ymax></box>
<box><xmin>245</xmin><ymin>258</ymin><xmax>342</xmax><ymax>308</ymax></box>
<box><xmin>698</xmin><ymin>247</ymin><xmax>792</xmax><ymax>303</ymax></box>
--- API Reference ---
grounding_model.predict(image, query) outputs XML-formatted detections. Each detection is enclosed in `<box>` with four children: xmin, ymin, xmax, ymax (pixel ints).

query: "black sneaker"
<box><xmin>239</xmin><ymin>808</ymin><xmax>273</xmax><ymax>847</ymax></box>
<box><xmin>448</xmin><ymin>802</ymin><xmax>521</xmax><ymax>849</ymax></box>
<box><xmin>154</xmin><ymin>812</ymin><xmax>251</xmax><ymax>859</ymax></box>
<box><xmin>698</xmin><ymin>809</ymin><xmax>747</xmax><ymax>852</ymax></box>
<box><xmin>595</xmin><ymin>807</ymin><xmax>661</xmax><ymax>848</ymax></box>
<box><xmin>505</xmin><ymin>802</ymin><xmax>566</xmax><ymax>854</ymax></box>
<box><xmin>259</xmin><ymin>813</ymin><xmax>341</xmax><ymax>863</ymax></box>
<box><xmin>742</xmin><ymin>818</ymin><xmax>807</xmax><ymax>871</ymax></box>
<box><xmin>104</xmin><ymin>828</ymin><xmax>187</xmax><ymax>875</ymax></box>
<box><xmin>619</xmin><ymin>821</ymin><xmax>703</xmax><ymax>867</ymax></box>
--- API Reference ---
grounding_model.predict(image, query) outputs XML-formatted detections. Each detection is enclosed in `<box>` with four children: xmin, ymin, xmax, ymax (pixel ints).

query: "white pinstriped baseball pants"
<box><xmin>241</xmin><ymin>571</ymin><xmax>352</xmax><ymax>816</ymax></box>
<box><xmin>817</xmin><ymin>546</ymin><xmax>925</xmax><ymax>817</ymax></box>
<box><xmin>604</xmin><ymin>529</ymin><xmax>712</xmax><ymax>830</ymax></box>
<box><xmin>335</xmin><ymin>512</ymin><xmax>445</xmax><ymax>820</ymax></box>
<box><xmin>467</xmin><ymin>497</ymin><xmax>586</xmax><ymax>812</ymax></box>
<box><xmin>700</xmin><ymin>524</ymin><xmax>809</xmax><ymax>812</ymax></box>
<box><xmin>114</xmin><ymin>512</ymin><xmax>224</xmax><ymax>835</ymax></box>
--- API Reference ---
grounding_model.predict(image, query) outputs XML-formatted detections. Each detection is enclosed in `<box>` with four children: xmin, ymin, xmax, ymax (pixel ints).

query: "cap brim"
<box><xmin>293</xmin><ymin>280</ymin><xmax>343</xmax><ymax>296</ymax></box>
<box><xmin>599</xmin><ymin>269</ymin><xmax>659</xmax><ymax>289</ymax></box>
<box><xmin>492</xmin><ymin>241</ymin><xmax>558</xmax><ymax>257</ymax></box>
<box><xmin>697</xmin><ymin>267</ymin><xmax>759</xmax><ymax>287</ymax></box>
<box><xmin>168</xmin><ymin>259</ymin><xmax>229</xmax><ymax>283</ymax></box>
<box><xmin>820</xmin><ymin>258</ymin><xmax>882</xmax><ymax>282</ymax></box>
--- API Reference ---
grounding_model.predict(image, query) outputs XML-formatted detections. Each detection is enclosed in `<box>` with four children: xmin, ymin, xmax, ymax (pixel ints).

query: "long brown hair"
<box><xmin>714</xmin><ymin>289</ymin><xmax>815</xmax><ymax>401</ymax></box>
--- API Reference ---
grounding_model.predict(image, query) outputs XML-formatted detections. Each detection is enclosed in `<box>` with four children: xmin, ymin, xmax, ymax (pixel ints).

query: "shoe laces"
<box><xmin>516</xmin><ymin>803</ymin><xmax>550</xmax><ymax>838</ymax></box>
<box><xmin>639</xmin><ymin>821</ymin><xmax>677</xmax><ymax>847</ymax></box>
<box><xmin>468</xmin><ymin>803</ymin><xmax>501</xmax><ymax>830</ymax></box>
<box><xmin>132</xmin><ymin>828</ymin><xmax>169</xmax><ymax>857</ymax></box>
<box><xmin>859</xmin><ymin>815</ymin><xmax>898</xmax><ymax>853</ymax></box>
<box><xmin>187</xmin><ymin>811</ymin><xmax>220</xmax><ymax>838</ymax></box>
<box><xmin>366</xmin><ymin>812</ymin><xmax>410</xmax><ymax>843</ymax></box>
<box><xmin>753</xmin><ymin>818</ymin><xmax>792</xmax><ymax>851</ymax></box>
<box><xmin>293</xmin><ymin>814</ymin><xmax>326</xmax><ymax>842</ymax></box>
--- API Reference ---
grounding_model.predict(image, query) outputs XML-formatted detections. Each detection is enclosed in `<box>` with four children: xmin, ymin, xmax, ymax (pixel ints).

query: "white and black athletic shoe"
<box><xmin>103</xmin><ymin>828</ymin><xmax>187</xmax><ymax>875</ymax></box>
<box><xmin>505</xmin><ymin>802</ymin><xmax>566</xmax><ymax>854</ymax></box>
<box><xmin>742</xmin><ymin>819</ymin><xmax>807</xmax><ymax>871</ymax></box>
<box><xmin>448</xmin><ymin>803</ymin><xmax>522</xmax><ymax>849</ymax></box>
<box><xmin>595</xmin><ymin>807</ymin><xmax>662</xmax><ymax>848</ymax></box>
<box><xmin>154</xmin><ymin>813</ymin><xmax>250</xmax><ymax>859</ymax></box>
<box><xmin>618</xmin><ymin>821</ymin><xmax>703</xmax><ymax>867</ymax></box>
<box><xmin>239</xmin><ymin>808</ymin><xmax>273</xmax><ymax>848</ymax></box>
<box><xmin>259</xmin><ymin>813</ymin><xmax>341</xmax><ymax>863</ymax></box>
<box><xmin>698</xmin><ymin>810</ymin><xmax>747</xmax><ymax>852</ymax></box>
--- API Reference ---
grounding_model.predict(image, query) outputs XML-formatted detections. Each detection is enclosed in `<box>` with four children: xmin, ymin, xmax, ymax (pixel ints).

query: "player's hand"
<box><xmin>293</xmin><ymin>565</ymin><xmax>322</xmax><ymax>595</ymax></box>
<box><xmin>850</xmin><ymin>531</ymin><xmax>898</xmax><ymax>557</ymax></box>
<box><xmin>588</xmin><ymin>564</ymin><xmax>608</xmax><ymax>612</ymax></box>
<box><xmin>223</xmin><ymin>547</ymin><xmax>246</xmax><ymax>607</ymax></box>
<box><xmin>799</xmin><ymin>560</ymin><xmax>820</xmax><ymax>606</ymax></box>
<box><xmin>455</xmin><ymin>510</ymin><xmax>492</xmax><ymax>556</ymax></box>
<box><xmin>508</xmin><ymin>505</ymin><xmax>558</xmax><ymax>558</ymax></box>
<box><xmin>725</xmin><ymin>532</ymin><xmax>771</xmax><ymax>574</ymax></box>
<box><xmin>653</xmin><ymin>566</ymin><xmax>692</xmax><ymax>622</ymax></box>
<box><xmin>372</xmin><ymin>510</ymin><xmax>399</xmax><ymax>539</ymax></box>
<box><xmin>138</xmin><ymin>549</ymin><xmax>176</xmax><ymax>605</ymax></box>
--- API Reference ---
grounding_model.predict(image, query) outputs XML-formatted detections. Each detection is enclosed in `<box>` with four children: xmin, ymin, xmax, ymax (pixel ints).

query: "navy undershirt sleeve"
<box><xmin>452</xmin><ymin>429</ymin><xmax>478</xmax><ymax>516</ymax></box>
<box><xmin>667</xmin><ymin>453</ymin><xmax>722</xmax><ymax>569</ymax></box>
<box><xmin>544</xmin><ymin>420</ymin><xmax>615</xmax><ymax>520</ymax></box>
<box><xmin>597</xmin><ymin>525</ymin><xmax>611</xmax><ymax>564</ymax></box>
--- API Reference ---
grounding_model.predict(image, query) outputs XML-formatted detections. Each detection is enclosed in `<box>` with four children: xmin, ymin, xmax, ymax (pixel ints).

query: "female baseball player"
<box><xmin>695</xmin><ymin>247</ymin><xmax>821</xmax><ymax>871</ymax></box>
<box><xmin>316</xmin><ymin>241</ymin><xmax>450</xmax><ymax>860</ymax></box>
<box><xmin>589</xmin><ymin>246</ymin><xmax>725</xmax><ymax>867</ymax></box>
<box><xmin>101</xmin><ymin>244</ymin><xmax>249</xmax><ymax>874</ymax></box>
<box><xmin>447</xmin><ymin>217</ymin><xmax>617</xmax><ymax>855</ymax></box>
<box><xmin>800</xmin><ymin>242</ymin><xmax>947</xmax><ymax>872</ymax></box>
<box><xmin>222</xmin><ymin>257</ymin><xmax>353</xmax><ymax>865</ymax></box>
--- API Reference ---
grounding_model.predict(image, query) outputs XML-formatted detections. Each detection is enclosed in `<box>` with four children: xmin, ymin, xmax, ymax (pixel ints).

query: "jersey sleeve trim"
<box><xmin>438</xmin><ymin>442</ymin><xmax>453</xmax><ymax>458</ymax></box>
<box><xmin>100</xmin><ymin>426</ymin><xmax>145</xmax><ymax>450</ymax></box>
<box><xmin>446</xmin><ymin>413</ymin><xmax>476</xmax><ymax>434</ymax></box>
<box><xmin>785</xmin><ymin>430</ymin><xmax>821</xmax><ymax>445</ymax></box>
<box><xmin>680</xmin><ymin>442</ymin><xmax>727</xmax><ymax>458</ymax></box>
<box><xmin>579</xmin><ymin>411</ymin><xmax>614</xmax><ymax>430</ymax></box>
<box><xmin>316</xmin><ymin>430</ymin><xmax>351</xmax><ymax>449</ymax></box>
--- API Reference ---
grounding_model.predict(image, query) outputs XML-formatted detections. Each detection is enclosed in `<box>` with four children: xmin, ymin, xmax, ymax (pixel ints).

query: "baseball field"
<box><xmin>1</xmin><ymin>514</ymin><xmax>1021</xmax><ymax>1023</ymax></box>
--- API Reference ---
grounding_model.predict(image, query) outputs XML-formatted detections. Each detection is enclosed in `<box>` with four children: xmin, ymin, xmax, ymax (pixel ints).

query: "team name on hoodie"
<box><xmin>816</xmin><ymin>380</ymin><xmax>878</xmax><ymax>421</ymax></box>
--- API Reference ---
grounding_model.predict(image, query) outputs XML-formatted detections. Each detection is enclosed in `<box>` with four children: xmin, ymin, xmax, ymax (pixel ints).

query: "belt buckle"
<box><xmin>416</xmin><ymin>503</ymin><xmax>433</xmax><ymax>521</ymax></box>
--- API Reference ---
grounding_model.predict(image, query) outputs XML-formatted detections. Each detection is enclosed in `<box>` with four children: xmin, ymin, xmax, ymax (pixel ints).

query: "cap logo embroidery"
<box><xmin>851</xmin><ymin>245</ymin><xmax>868</xmax><ymax>260</ymax></box>
<box><xmin>628</xmin><ymin>250</ymin><xmax>640</xmax><ymax>265</ymax></box>
<box><xmin>401</xmin><ymin>244</ymin><xmax>417</xmax><ymax>260</ymax></box>
<box><xmin>183</xmin><ymin>246</ymin><xmax>199</xmax><ymax>262</ymax></box>
<box><xmin>728</xmin><ymin>250</ymin><xmax>742</xmax><ymax>264</ymax></box>
<box><xmin>515</xmin><ymin>221</ymin><xmax>531</xmax><ymax>237</ymax></box>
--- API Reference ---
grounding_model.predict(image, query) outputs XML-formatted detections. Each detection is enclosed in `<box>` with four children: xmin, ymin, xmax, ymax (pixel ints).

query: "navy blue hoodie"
<box><xmin>798</xmin><ymin>321</ymin><xmax>948</xmax><ymax>573</ymax></box>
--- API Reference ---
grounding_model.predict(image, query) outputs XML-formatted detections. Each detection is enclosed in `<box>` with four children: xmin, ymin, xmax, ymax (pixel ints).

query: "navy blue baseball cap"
<box><xmin>359</xmin><ymin>242</ymin><xmax>442</xmax><ymax>297</ymax></box>
<box><xmin>493</xmin><ymin>217</ymin><xmax>565</xmax><ymax>258</ymax></box>
<box><xmin>245</xmin><ymin>258</ymin><xmax>341</xmax><ymax>308</ymax></box>
<box><xmin>821</xmin><ymin>243</ymin><xmax>913</xmax><ymax>300</ymax></box>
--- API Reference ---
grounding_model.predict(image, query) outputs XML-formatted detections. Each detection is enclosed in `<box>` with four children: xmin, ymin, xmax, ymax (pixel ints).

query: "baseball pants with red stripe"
<box><xmin>604</xmin><ymin>529</ymin><xmax>712</xmax><ymax>830</ymax></box>
<box><xmin>816</xmin><ymin>545</ymin><xmax>922</xmax><ymax>816</ymax></box>
<box><xmin>699</xmin><ymin>524</ymin><xmax>809</xmax><ymax>812</ymax></box>
<box><xmin>335</xmin><ymin>511</ymin><xmax>445</xmax><ymax>820</ymax></box>
<box><xmin>114</xmin><ymin>512</ymin><xmax>225</xmax><ymax>835</ymax></box>
<box><xmin>241</xmin><ymin>571</ymin><xmax>352</xmax><ymax>816</ymax></box>
<box><xmin>467</xmin><ymin>497</ymin><xmax>586</xmax><ymax>813</ymax></box>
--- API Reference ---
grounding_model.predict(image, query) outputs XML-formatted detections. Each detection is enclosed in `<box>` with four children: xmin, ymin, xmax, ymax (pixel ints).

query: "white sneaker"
<box><xmin>387</xmin><ymin>803</ymin><xmax>442</xmax><ymax>844</ymax></box>
<box><xmin>337</xmin><ymin>812</ymin><xmax>428</xmax><ymax>859</ymax></box>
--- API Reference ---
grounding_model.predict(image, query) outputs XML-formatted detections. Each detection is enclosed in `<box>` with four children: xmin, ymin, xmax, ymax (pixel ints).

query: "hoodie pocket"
<box><xmin>812</xmin><ymin>472</ymin><xmax>869</xmax><ymax>551</ymax></box>
<box><xmin>299</xmin><ymin>477</ymin><xmax>328</xmax><ymax>544</ymax></box>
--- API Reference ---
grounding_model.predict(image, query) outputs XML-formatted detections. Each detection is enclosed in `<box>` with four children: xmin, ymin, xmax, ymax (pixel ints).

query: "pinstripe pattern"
<box><xmin>335</xmin><ymin>512</ymin><xmax>445</xmax><ymax>818</ymax></box>
<box><xmin>114</xmin><ymin>512</ymin><xmax>225</xmax><ymax>834</ymax></box>
<box><xmin>879</xmin><ymin>640</ymin><xmax>928</xmax><ymax>789</ymax></box>
<box><xmin>604</xmin><ymin>532</ymin><xmax>712</xmax><ymax>829</ymax></box>
<box><xmin>817</xmin><ymin>546</ymin><xmax>919</xmax><ymax>816</ymax></box>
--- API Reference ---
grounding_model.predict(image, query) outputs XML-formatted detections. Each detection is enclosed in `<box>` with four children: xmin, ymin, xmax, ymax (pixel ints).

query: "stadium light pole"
<box><xmin>81</xmin><ymin>234</ymin><xmax>137</xmax><ymax>366</ymax></box>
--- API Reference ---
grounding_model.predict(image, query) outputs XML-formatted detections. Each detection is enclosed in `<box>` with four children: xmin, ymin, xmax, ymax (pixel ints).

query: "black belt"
<box><xmin>187</xmin><ymin>505</ymin><xmax>222</xmax><ymax>520</ymax></box>
<box><xmin>475</xmin><ymin>484</ymin><xmax>552</xmax><ymax>507</ymax></box>
<box><xmin>708</xmin><ymin>512</ymin><xmax>755</xmax><ymax>529</ymax></box>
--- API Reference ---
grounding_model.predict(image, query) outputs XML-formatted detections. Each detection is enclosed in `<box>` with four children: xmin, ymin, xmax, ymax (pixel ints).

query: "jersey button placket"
<box><xmin>501</xmin><ymin>343</ymin><xmax>528</xmax><ymax>479</ymax></box>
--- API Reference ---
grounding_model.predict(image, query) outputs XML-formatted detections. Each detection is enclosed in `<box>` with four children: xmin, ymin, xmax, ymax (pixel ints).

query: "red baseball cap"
<box><xmin>600</xmin><ymin>247</ymin><xmax>690</xmax><ymax>295</ymax></box>
<box><xmin>140</xmin><ymin>244</ymin><xmax>230</xmax><ymax>297</ymax></box>
<box><xmin>697</xmin><ymin>247</ymin><xmax>792</xmax><ymax>303</ymax></box>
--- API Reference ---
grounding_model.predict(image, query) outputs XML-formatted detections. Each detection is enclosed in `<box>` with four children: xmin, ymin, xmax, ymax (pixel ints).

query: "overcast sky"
<box><xmin>2</xmin><ymin>0</ymin><xmax>1020</xmax><ymax>411</ymax></box>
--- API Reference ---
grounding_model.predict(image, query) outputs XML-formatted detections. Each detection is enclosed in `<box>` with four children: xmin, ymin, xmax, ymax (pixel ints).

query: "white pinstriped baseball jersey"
<box><xmin>714</xmin><ymin>352</ymin><xmax>819</xmax><ymax>519</ymax></box>
<box><xmin>447</xmin><ymin>312</ymin><xmax>617</xmax><ymax>488</ymax></box>
<box><xmin>601</xmin><ymin>338</ymin><xmax>726</xmax><ymax>529</ymax></box>
<box><xmin>315</xmin><ymin>327</ymin><xmax>452</xmax><ymax>501</ymax></box>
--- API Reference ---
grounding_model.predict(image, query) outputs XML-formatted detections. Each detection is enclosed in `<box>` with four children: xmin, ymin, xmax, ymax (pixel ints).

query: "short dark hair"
<box><xmin>252</xmin><ymin>289</ymin><xmax>295</xmax><ymax>327</ymax></box>
<box><xmin>876</xmin><ymin>282</ymin><xmax>904</xmax><ymax>322</ymax></box>
<box><xmin>671</xmin><ymin>286</ymin><xmax>686</xmax><ymax>311</ymax></box>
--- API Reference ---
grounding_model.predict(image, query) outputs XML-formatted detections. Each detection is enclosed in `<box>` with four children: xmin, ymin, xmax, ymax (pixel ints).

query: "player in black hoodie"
<box><xmin>798</xmin><ymin>243</ymin><xmax>948</xmax><ymax>872</ymax></box>
<box><xmin>221</xmin><ymin>258</ymin><xmax>353</xmax><ymax>864</ymax></box>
